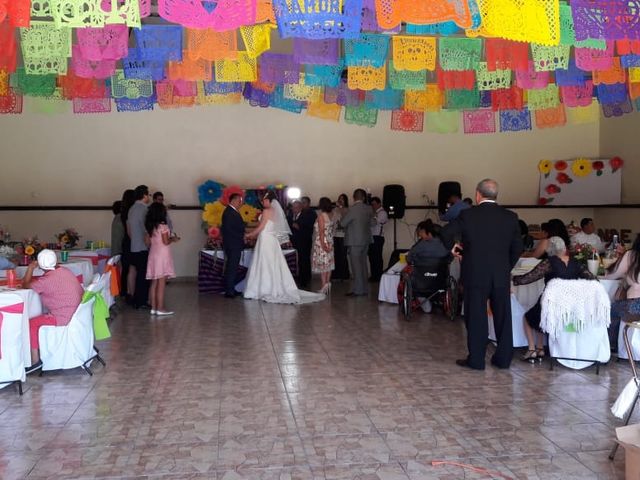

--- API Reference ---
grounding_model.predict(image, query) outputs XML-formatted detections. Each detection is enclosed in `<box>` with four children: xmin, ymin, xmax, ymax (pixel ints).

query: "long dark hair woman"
<box><xmin>120</xmin><ymin>189</ymin><xmax>136</xmax><ymax>301</ymax></box>
<box><xmin>606</xmin><ymin>234</ymin><xmax>640</xmax><ymax>351</ymax></box>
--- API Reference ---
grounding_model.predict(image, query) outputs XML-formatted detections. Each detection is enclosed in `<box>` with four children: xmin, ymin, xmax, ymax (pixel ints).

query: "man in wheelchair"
<box><xmin>398</xmin><ymin>221</ymin><xmax>456</xmax><ymax>318</ymax></box>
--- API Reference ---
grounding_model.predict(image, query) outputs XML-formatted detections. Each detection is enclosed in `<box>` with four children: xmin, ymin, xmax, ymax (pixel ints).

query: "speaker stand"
<box><xmin>393</xmin><ymin>218</ymin><xmax>398</xmax><ymax>251</ymax></box>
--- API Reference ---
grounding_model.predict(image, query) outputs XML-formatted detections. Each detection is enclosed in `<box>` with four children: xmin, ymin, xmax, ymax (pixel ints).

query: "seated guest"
<box><xmin>0</xmin><ymin>255</ymin><xmax>16</xmax><ymax>270</ymax></box>
<box><xmin>407</xmin><ymin>220</ymin><xmax>449</xmax><ymax>265</ymax></box>
<box><xmin>522</xmin><ymin>219</ymin><xmax>570</xmax><ymax>259</ymax></box>
<box><xmin>605</xmin><ymin>234</ymin><xmax>640</xmax><ymax>350</ymax></box>
<box><xmin>513</xmin><ymin>237</ymin><xmax>595</xmax><ymax>363</ymax></box>
<box><xmin>519</xmin><ymin>220</ymin><xmax>534</xmax><ymax>252</ymax></box>
<box><xmin>571</xmin><ymin>217</ymin><xmax>605</xmax><ymax>253</ymax></box>
<box><xmin>398</xmin><ymin>221</ymin><xmax>449</xmax><ymax>313</ymax></box>
<box><xmin>440</xmin><ymin>193</ymin><xmax>470</xmax><ymax>222</ymax></box>
<box><xmin>21</xmin><ymin>249</ymin><xmax>84</xmax><ymax>374</ymax></box>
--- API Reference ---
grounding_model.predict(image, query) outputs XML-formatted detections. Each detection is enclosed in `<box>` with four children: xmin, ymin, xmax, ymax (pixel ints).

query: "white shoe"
<box><xmin>150</xmin><ymin>309</ymin><xmax>157</xmax><ymax>315</ymax></box>
<box><xmin>156</xmin><ymin>310</ymin><xmax>174</xmax><ymax>316</ymax></box>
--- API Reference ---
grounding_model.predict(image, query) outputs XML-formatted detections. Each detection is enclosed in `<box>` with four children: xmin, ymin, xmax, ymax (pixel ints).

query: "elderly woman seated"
<box><xmin>606</xmin><ymin>234</ymin><xmax>640</xmax><ymax>349</ymax></box>
<box><xmin>513</xmin><ymin>236</ymin><xmax>595</xmax><ymax>363</ymax></box>
<box><xmin>21</xmin><ymin>249</ymin><xmax>84</xmax><ymax>374</ymax></box>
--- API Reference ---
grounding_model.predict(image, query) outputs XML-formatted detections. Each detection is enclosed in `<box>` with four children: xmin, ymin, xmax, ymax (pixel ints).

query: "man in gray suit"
<box><xmin>340</xmin><ymin>188</ymin><xmax>373</xmax><ymax>296</ymax></box>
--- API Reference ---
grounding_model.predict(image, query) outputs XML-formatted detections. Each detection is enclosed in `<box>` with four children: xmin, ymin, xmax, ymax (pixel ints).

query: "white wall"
<box><xmin>0</xmin><ymin>101</ymin><xmax>612</xmax><ymax>276</ymax></box>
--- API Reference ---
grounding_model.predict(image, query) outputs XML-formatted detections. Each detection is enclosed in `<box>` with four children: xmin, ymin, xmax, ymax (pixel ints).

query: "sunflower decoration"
<box><xmin>572</xmin><ymin>158</ymin><xmax>593</xmax><ymax>177</ymax></box>
<box><xmin>538</xmin><ymin>159</ymin><xmax>552</xmax><ymax>177</ymax></box>
<box><xmin>239</xmin><ymin>204</ymin><xmax>260</xmax><ymax>224</ymax></box>
<box><xmin>202</xmin><ymin>201</ymin><xmax>225</xmax><ymax>227</ymax></box>
<box><xmin>56</xmin><ymin>228</ymin><xmax>80</xmax><ymax>249</ymax></box>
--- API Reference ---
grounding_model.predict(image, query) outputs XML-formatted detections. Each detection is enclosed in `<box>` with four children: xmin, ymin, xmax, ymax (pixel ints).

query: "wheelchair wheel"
<box><xmin>402</xmin><ymin>275</ymin><xmax>413</xmax><ymax>320</ymax></box>
<box><xmin>444</xmin><ymin>276</ymin><xmax>458</xmax><ymax>321</ymax></box>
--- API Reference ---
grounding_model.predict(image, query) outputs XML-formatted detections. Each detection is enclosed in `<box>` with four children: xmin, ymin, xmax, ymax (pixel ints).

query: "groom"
<box><xmin>221</xmin><ymin>193</ymin><xmax>245</xmax><ymax>298</ymax></box>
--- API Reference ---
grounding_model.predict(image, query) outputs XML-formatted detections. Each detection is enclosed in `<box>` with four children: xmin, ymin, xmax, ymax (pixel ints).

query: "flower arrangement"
<box><xmin>56</xmin><ymin>228</ymin><xmax>80</xmax><ymax>249</ymax></box>
<box><xmin>22</xmin><ymin>237</ymin><xmax>42</xmax><ymax>259</ymax></box>
<box><xmin>571</xmin><ymin>243</ymin><xmax>598</xmax><ymax>265</ymax></box>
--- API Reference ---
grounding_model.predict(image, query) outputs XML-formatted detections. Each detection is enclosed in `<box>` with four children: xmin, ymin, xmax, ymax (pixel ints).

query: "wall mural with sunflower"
<box><xmin>538</xmin><ymin>157</ymin><xmax>623</xmax><ymax>206</ymax></box>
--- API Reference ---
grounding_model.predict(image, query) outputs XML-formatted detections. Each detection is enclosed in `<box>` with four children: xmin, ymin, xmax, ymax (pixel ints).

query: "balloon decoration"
<box><xmin>1</xmin><ymin>0</ymin><xmax>640</xmax><ymax>133</ymax></box>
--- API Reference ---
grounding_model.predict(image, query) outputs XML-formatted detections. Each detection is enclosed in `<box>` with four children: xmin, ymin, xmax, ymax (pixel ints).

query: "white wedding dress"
<box><xmin>244</xmin><ymin>204</ymin><xmax>325</xmax><ymax>304</ymax></box>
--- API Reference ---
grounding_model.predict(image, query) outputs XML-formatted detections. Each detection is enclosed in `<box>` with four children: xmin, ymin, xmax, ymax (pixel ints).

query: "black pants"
<box><xmin>463</xmin><ymin>284</ymin><xmax>513</xmax><ymax>369</ymax></box>
<box><xmin>224</xmin><ymin>248</ymin><xmax>242</xmax><ymax>295</ymax></box>
<box><xmin>297</xmin><ymin>240</ymin><xmax>312</xmax><ymax>288</ymax></box>
<box><xmin>331</xmin><ymin>237</ymin><xmax>350</xmax><ymax>280</ymax></box>
<box><xmin>368</xmin><ymin>235</ymin><xmax>385</xmax><ymax>281</ymax></box>
<box><xmin>131</xmin><ymin>251</ymin><xmax>150</xmax><ymax>308</ymax></box>
<box><xmin>120</xmin><ymin>251</ymin><xmax>130</xmax><ymax>297</ymax></box>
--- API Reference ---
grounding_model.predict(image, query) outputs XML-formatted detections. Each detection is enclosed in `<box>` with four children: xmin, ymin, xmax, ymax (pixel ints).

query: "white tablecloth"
<box><xmin>62</xmin><ymin>248</ymin><xmax>111</xmax><ymax>274</ymax></box>
<box><xmin>378</xmin><ymin>261</ymin><xmax>405</xmax><ymax>303</ymax></box>
<box><xmin>0</xmin><ymin>287</ymin><xmax>42</xmax><ymax>366</ymax></box>
<box><xmin>0</xmin><ymin>259</ymin><xmax>94</xmax><ymax>287</ymax></box>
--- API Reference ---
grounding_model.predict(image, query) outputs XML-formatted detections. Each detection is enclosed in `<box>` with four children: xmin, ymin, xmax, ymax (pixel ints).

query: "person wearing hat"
<box><xmin>22</xmin><ymin>249</ymin><xmax>84</xmax><ymax>374</ymax></box>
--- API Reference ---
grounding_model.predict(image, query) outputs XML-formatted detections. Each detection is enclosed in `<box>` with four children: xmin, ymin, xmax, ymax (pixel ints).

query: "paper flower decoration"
<box><xmin>538</xmin><ymin>159</ymin><xmax>552</xmax><ymax>177</ymax></box>
<box><xmin>556</xmin><ymin>172</ymin><xmax>572</xmax><ymax>184</ymax></box>
<box><xmin>208</xmin><ymin>226</ymin><xmax>220</xmax><ymax>239</ymax></box>
<box><xmin>592</xmin><ymin>160</ymin><xmax>604</xmax><ymax>176</ymax></box>
<box><xmin>554</xmin><ymin>160</ymin><xmax>567</xmax><ymax>171</ymax></box>
<box><xmin>202</xmin><ymin>201</ymin><xmax>225</xmax><ymax>227</ymax></box>
<box><xmin>545</xmin><ymin>184</ymin><xmax>561</xmax><ymax>195</ymax></box>
<box><xmin>198</xmin><ymin>180</ymin><xmax>223</xmax><ymax>206</ymax></box>
<box><xmin>221</xmin><ymin>185</ymin><xmax>244</xmax><ymax>206</ymax></box>
<box><xmin>572</xmin><ymin>158</ymin><xmax>592</xmax><ymax>177</ymax></box>
<box><xmin>610</xmin><ymin>156</ymin><xmax>624</xmax><ymax>173</ymax></box>
<box><xmin>244</xmin><ymin>190</ymin><xmax>259</xmax><ymax>207</ymax></box>
<box><xmin>239</xmin><ymin>204</ymin><xmax>259</xmax><ymax>223</ymax></box>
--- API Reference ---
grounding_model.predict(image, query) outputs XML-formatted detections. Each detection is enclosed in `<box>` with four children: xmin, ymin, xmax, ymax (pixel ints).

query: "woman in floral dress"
<box><xmin>312</xmin><ymin>197</ymin><xmax>335</xmax><ymax>294</ymax></box>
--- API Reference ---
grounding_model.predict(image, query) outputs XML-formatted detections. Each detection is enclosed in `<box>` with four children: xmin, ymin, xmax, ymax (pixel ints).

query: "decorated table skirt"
<box><xmin>198</xmin><ymin>249</ymin><xmax>298</xmax><ymax>294</ymax></box>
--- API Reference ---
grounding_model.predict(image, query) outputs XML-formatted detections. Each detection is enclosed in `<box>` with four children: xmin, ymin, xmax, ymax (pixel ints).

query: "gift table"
<box><xmin>198</xmin><ymin>249</ymin><xmax>298</xmax><ymax>294</ymax></box>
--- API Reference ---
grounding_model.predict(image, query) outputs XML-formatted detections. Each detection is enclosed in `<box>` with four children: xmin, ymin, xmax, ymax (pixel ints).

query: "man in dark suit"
<box><xmin>441</xmin><ymin>179</ymin><xmax>523</xmax><ymax>370</ymax></box>
<box><xmin>292</xmin><ymin>196</ymin><xmax>316</xmax><ymax>289</ymax></box>
<box><xmin>221</xmin><ymin>193</ymin><xmax>245</xmax><ymax>298</ymax></box>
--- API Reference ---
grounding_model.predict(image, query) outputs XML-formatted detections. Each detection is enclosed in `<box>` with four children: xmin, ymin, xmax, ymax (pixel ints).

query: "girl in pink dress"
<box><xmin>145</xmin><ymin>203</ymin><xmax>179</xmax><ymax>315</ymax></box>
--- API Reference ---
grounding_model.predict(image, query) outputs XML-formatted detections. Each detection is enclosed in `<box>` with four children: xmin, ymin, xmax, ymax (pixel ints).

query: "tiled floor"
<box><xmin>0</xmin><ymin>281</ymin><xmax>632</xmax><ymax>479</ymax></box>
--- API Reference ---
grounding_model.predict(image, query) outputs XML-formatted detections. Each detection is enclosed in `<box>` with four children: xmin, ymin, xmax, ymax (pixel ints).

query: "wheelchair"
<box><xmin>400</xmin><ymin>257</ymin><xmax>459</xmax><ymax>321</ymax></box>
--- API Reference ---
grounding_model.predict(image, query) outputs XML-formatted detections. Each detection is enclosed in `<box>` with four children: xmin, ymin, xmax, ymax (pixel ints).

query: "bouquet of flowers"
<box><xmin>56</xmin><ymin>228</ymin><xmax>81</xmax><ymax>249</ymax></box>
<box><xmin>22</xmin><ymin>237</ymin><xmax>42</xmax><ymax>260</ymax></box>
<box><xmin>571</xmin><ymin>243</ymin><xmax>597</xmax><ymax>265</ymax></box>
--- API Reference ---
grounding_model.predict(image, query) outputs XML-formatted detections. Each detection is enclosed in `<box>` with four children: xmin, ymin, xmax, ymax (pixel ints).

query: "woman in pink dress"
<box><xmin>145</xmin><ymin>203</ymin><xmax>179</xmax><ymax>316</ymax></box>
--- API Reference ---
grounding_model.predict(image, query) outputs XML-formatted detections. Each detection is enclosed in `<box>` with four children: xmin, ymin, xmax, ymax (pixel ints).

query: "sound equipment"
<box><xmin>383</xmin><ymin>184</ymin><xmax>406</xmax><ymax>219</ymax></box>
<box><xmin>438</xmin><ymin>181</ymin><xmax>462</xmax><ymax>214</ymax></box>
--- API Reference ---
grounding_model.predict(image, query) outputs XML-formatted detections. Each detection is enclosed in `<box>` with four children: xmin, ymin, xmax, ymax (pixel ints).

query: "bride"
<box><xmin>244</xmin><ymin>191</ymin><xmax>325</xmax><ymax>304</ymax></box>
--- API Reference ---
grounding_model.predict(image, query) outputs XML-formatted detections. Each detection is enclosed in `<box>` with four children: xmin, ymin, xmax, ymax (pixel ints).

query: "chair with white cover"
<box><xmin>0</xmin><ymin>293</ymin><xmax>26</xmax><ymax>394</ymax></box>
<box><xmin>541</xmin><ymin>279</ymin><xmax>611</xmax><ymax>372</ymax></box>
<box><xmin>38</xmin><ymin>294</ymin><xmax>104</xmax><ymax>375</ymax></box>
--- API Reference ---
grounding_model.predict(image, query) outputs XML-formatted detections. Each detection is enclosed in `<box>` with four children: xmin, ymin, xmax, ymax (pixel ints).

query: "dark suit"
<box><xmin>221</xmin><ymin>206</ymin><xmax>245</xmax><ymax>296</ymax></box>
<box><xmin>291</xmin><ymin>208</ymin><xmax>316</xmax><ymax>288</ymax></box>
<box><xmin>441</xmin><ymin>201</ymin><xmax>523</xmax><ymax>369</ymax></box>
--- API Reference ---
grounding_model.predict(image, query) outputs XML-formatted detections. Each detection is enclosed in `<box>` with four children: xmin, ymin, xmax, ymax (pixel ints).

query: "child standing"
<box><xmin>145</xmin><ymin>202</ymin><xmax>179</xmax><ymax>315</ymax></box>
